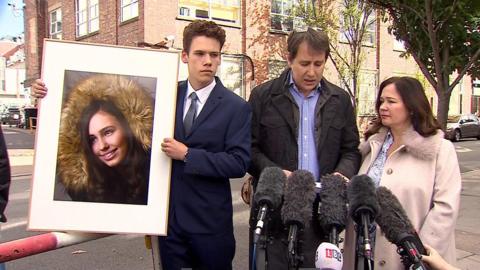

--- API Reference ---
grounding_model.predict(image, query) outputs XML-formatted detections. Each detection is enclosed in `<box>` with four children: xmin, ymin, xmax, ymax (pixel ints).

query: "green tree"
<box><xmin>364</xmin><ymin>0</ymin><xmax>480</xmax><ymax>128</ymax></box>
<box><xmin>295</xmin><ymin>0</ymin><xmax>376</xmax><ymax>114</ymax></box>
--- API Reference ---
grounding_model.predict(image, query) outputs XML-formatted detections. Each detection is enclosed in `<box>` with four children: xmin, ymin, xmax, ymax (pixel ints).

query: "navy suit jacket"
<box><xmin>169</xmin><ymin>78</ymin><xmax>251</xmax><ymax>234</ymax></box>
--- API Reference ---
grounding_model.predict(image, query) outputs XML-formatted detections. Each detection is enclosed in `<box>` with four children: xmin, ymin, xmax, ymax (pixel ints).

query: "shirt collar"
<box><xmin>288</xmin><ymin>71</ymin><xmax>322</xmax><ymax>97</ymax></box>
<box><xmin>186</xmin><ymin>79</ymin><xmax>216</xmax><ymax>105</ymax></box>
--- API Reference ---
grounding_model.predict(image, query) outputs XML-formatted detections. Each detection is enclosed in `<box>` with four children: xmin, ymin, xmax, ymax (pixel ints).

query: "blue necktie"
<box><xmin>184</xmin><ymin>92</ymin><xmax>198</xmax><ymax>135</ymax></box>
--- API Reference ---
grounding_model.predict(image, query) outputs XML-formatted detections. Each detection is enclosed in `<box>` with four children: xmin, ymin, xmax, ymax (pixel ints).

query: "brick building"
<box><xmin>24</xmin><ymin>0</ymin><xmax>479</xmax><ymax>118</ymax></box>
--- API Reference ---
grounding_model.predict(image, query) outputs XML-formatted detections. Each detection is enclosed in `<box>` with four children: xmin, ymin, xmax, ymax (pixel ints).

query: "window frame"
<box><xmin>356</xmin><ymin>69</ymin><xmax>378</xmax><ymax>116</ymax></box>
<box><xmin>270</xmin><ymin>0</ymin><xmax>308</xmax><ymax>32</ymax></box>
<box><xmin>121</xmin><ymin>0</ymin><xmax>139</xmax><ymax>22</ymax></box>
<box><xmin>75</xmin><ymin>0</ymin><xmax>99</xmax><ymax>38</ymax></box>
<box><xmin>177</xmin><ymin>0</ymin><xmax>241</xmax><ymax>27</ymax></box>
<box><xmin>49</xmin><ymin>8</ymin><xmax>62</xmax><ymax>40</ymax></box>
<box><xmin>216</xmin><ymin>55</ymin><xmax>245</xmax><ymax>98</ymax></box>
<box><xmin>339</xmin><ymin>7</ymin><xmax>377</xmax><ymax>47</ymax></box>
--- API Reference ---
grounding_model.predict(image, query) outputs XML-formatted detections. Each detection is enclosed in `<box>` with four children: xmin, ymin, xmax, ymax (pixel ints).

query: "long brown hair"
<box><xmin>365</xmin><ymin>76</ymin><xmax>440</xmax><ymax>139</ymax></box>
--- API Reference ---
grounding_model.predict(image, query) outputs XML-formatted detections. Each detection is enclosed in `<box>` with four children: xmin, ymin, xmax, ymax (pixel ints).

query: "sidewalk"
<box><xmin>455</xmin><ymin>169</ymin><xmax>480</xmax><ymax>269</ymax></box>
<box><xmin>7</xmin><ymin>149</ymin><xmax>34</xmax><ymax>169</ymax></box>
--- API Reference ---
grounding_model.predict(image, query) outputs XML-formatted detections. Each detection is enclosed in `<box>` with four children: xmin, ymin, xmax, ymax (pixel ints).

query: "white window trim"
<box><xmin>49</xmin><ymin>8</ymin><xmax>62</xmax><ymax>39</ymax></box>
<box><xmin>178</xmin><ymin>0</ymin><xmax>241</xmax><ymax>26</ymax></box>
<box><xmin>76</xmin><ymin>0</ymin><xmax>99</xmax><ymax>37</ymax></box>
<box><xmin>270</xmin><ymin>0</ymin><xmax>308</xmax><ymax>32</ymax></box>
<box><xmin>121</xmin><ymin>0</ymin><xmax>139</xmax><ymax>22</ymax></box>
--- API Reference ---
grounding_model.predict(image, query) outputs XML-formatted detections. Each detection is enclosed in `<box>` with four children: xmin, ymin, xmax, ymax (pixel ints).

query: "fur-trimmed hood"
<box><xmin>57</xmin><ymin>74</ymin><xmax>154</xmax><ymax>194</ymax></box>
<box><xmin>359</xmin><ymin>127</ymin><xmax>445</xmax><ymax>161</ymax></box>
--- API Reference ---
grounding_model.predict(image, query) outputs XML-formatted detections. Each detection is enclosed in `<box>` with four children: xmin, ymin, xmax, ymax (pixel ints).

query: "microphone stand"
<box><xmin>354</xmin><ymin>216</ymin><xmax>373</xmax><ymax>270</ymax></box>
<box><xmin>253</xmin><ymin>205</ymin><xmax>269</xmax><ymax>270</ymax></box>
<box><xmin>328</xmin><ymin>226</ymin><xmax>339</xmax><ymax>247</ymax></box>
<box><xmin>254</xmin><ymin>234</ymin><xmax>267</xmax><ymax>270</ymax></box>
<box><xmin>286</xmin><ymin>224</ymin><xmax>304</xmax><ymax>270</ymax></box>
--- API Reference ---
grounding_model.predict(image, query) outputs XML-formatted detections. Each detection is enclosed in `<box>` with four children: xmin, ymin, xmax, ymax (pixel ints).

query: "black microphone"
<box><xmin>318</xmin><ymin>174</ymin><xmax>347</xmax><ymax>246</ymax></box>
<box><xmin>376</xmin><ymin>186</ymin><xmax>429</xmax><ymax>270</ymax></box>
<box><xmin>281</xmin><ymin>170</ymin><xmax>316</xmax><ymax>269</ymax></box>
<box><xmin>253</xmin><ymin>167</ymin><xmax>286</xmax><ymax>244</ymax></box>
<box><xmin>347</xmin><ymin>174</ymin><xmax>379</xmax><ymax>265</ymax></box>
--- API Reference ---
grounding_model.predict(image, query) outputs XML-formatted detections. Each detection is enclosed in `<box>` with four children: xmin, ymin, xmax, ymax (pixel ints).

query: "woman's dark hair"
<box><xmin>365</xmin><ymin>76</ymin><xmax>441</xmax><ymax>139</ymax></box>
<box><xmin>78</xmin><ymin>99</ymin><xmax>149</xmax><ymax>204</ymax></box>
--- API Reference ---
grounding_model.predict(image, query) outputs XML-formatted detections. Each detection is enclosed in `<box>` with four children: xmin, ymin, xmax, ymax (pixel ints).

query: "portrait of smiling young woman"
<box><xmin>54</xmin><ymin>73</ymin><xmax>155</xmax><ymax>205</ymax></box>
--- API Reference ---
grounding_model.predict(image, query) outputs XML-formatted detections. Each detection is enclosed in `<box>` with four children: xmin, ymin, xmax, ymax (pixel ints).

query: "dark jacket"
<box><xmin>0</xmin><ymin>126</ymin><xmax>11</xmax><ymax>222</ymax></box>
<box><xmin>249</xmin><ymin>69</ymin><xmax>361</xmax><ymax>181</ymax></box>
<box><xmin>248</xmin><ymin>69</ymin><xmax>361</xmax><ymax>268</ymax></box>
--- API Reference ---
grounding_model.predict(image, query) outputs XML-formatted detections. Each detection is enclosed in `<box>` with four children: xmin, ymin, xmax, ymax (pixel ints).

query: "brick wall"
<box><xmin>24</xmin><ymin>0</ymin><xmax>47</xmax><ymax>86</ymax></box>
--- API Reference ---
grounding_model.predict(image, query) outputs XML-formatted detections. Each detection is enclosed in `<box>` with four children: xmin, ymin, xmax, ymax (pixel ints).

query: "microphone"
<box><xmin>315</xmin><ymin>242</ymin><xmax>343</xmax><ymax>270</ymax></box>
<box><xmin>318</xmin><ymin>174</ymin><xmax>347</xmax><ymax>246</ymax></box>
<box><xmin>376</xmin><ymin>186</ymin><xmax>429</xmax><ymax>269</ymax></box>
<box><xmin>347</xmin><ymin>175</ymin><xmax>379</xmax><ymax>264</ymax></box>
<box><xmin>253</xmin><ymin>167</ymin><xmax>286</xmax><ymax>244</ymax></box>
<box><xmin>281</xmin><ymin>170</ymin><xmax>316</xmax><ymax>269</ymax></box>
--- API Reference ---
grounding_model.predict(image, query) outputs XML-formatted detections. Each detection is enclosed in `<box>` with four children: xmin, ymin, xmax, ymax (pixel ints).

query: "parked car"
<box><xmin>1</xmin><ymin>107</ymin><xmax>22</xmax><ymax>127</ymax></box>
<box><xmin>445</xmin><ymin>114</ymin><xmax>480</xmax><ymax>142</ymax></box>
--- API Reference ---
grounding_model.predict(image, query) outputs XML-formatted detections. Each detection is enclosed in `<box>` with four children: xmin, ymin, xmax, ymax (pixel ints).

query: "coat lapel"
<box><xmin>175</xmin><ymin>81</ymin><xmax>188</xmax><ymax>139</ymax></box>
<box><xmin>269</xmin><ymin>71</ymin><xmax>297</xmax><ymax>136</ymax></box>
<box><xmin>186</xmin><ymin>79</ymin><xmax>223</xmax><ymax>137</ymax></box>
<box><xmin>271</xmin><ymin>93</ymin><xmax>297</xmax><ymax>135</ymax></box>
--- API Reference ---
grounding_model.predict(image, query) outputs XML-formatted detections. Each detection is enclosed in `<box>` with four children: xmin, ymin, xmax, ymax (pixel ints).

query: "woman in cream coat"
<box><xmin>343</xmin><ymin>76</ymin><xmax>461</xmax><ymax>270</ymax></box>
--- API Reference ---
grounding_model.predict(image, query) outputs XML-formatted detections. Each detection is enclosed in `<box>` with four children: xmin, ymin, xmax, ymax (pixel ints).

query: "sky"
<box><xmin>0</xmin><ymin>0</ymin><xmax>24</xmax><ymax>38</ymax></box>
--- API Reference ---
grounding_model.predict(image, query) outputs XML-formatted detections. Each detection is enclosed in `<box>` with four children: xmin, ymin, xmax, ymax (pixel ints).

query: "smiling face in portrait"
<box><xmin>181</xmin><ymin>36</ymin><xmax>221</xmax><ymax>90</ymax></box>
<box><xmin>88</xmin><ymin>110</ymin><xmax>128</xmax><ymax>167</ymax></box>
<box><xmin>379</xmin><ymin>83</ymin><xmax>412</xmax><ymax>132</ymax></box>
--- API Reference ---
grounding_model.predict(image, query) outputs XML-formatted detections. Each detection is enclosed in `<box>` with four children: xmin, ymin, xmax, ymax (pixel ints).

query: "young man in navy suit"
<box><xmin>32</xmin><ymin>20</ymin><xmax>251</xmax><ymax>270</ymax></box>
<box><xmin>160</xmin><ymin>20</ymin><xmax>251</xmax><ymax>270</ymax></box>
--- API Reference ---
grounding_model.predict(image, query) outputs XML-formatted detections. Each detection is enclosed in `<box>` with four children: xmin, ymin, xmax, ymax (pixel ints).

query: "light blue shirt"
<box><xmin>288</xmin><ymin>72</ymin><xmax>321</xmax><ymax>181</ymax></box>
<box><xmin>367</xmin><ymin>131</ymin><xmax>393</xmax><ymax>187</ymax></box>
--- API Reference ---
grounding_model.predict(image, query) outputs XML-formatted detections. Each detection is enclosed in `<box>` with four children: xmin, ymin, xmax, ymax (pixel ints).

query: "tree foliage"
<box><xmin>295</xmin><ymin>0</ymin><xmax>376</xmax><ymax>115</ymax></box>
<box><xmin>364</xmin><ymin>0</ymin><xmax>480</xmax><ymax>128</ymax></box>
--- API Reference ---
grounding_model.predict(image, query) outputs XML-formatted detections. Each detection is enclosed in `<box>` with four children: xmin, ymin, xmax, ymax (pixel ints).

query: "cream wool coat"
<box><xmin>342</xmin><ymin>127</ymin><xmax>461</xmax><ymax>270</ymax></box>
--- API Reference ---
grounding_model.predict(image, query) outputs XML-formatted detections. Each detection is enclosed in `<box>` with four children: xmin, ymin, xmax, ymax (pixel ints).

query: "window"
<box><xmin>121</xmin><ymin>0</ymin><xmax>138</xmax><ymax>22</ymax></box>
<box><xmin>178</xmin><ymin>0</ymin><xmax>241</xmax><ymax>26</ymax></box>
<box><xmin>49</xmin><ymin>8</ymin><xmax>62</xmax><ymax>39</ymax></box>
<box><xmin>356</xmin><ymin>70</ymin><xmax>378</xmax><ymax>116</ymax></box>
<box><xmin>216</xmin><ymin>56</ymin><xmax>245</xmax><ymax>98</ymax></box>
<box><xmin>393</xmin><ymin>38</ymin><xmax>406</xmax><ymax>51</ymax></box>
<box><xmin>363</xmin><ymin>10</ymin><xmax>376</xmax><ymax>46</ymax></box>
<box><xmin>473</xmin><ymin>79</ymin><xmax>480</xmax><ymax>95</ymax></box>
<box><xmin>339</xmin><ymin>8</ymin><xmax>376</xmax><ymax>46</ymax></box>
<box><xmin>268</xmin><ymin>60</ymin><xmax>288</xmax><ymax>80</ymax></box>
<box><xmin>76</xmin><ymin>0</ymin><xmax>99</xmax><ymax>37</ymax></box>
<box><xmin>271</xmin><ymin>0</ymin><xmax>307</xmax><ymax>32</ymax></box>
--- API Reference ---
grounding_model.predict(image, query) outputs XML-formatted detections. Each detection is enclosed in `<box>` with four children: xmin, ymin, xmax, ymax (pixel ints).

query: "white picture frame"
<box><xmin>29</xmin><ymin>39</ymin><xmax>180</xmax><ymax>235</ymax></box>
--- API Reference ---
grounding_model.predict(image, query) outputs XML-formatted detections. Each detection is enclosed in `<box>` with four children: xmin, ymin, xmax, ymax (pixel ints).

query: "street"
<box><xmin>1</xmin><ymin>126</ymin><xmax>480</xmax><ymax>269</ymax></box>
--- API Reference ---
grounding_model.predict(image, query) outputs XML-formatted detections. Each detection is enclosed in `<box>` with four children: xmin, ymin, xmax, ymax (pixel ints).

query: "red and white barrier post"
<box><xmin>0</xmin><ymin>232</ymin><xmax>107</xmax><ymax>263</ymax></box>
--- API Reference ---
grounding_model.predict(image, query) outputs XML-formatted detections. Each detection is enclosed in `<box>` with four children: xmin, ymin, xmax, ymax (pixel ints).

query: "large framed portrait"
<box><xmin>29</xmin><ymin>39</ymin><xmax>180</xmax><ymax>235</ymax></box>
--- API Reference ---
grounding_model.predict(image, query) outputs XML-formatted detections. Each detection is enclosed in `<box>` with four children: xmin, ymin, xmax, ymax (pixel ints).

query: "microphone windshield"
<box><xmin>315</xmin><ymin>242</ymin><xmax>343</xmax><ymax>270</ymax></box>
<box><xmin>254</xmin><ymin>167</ymin><xmax>286</xmax><ymax>209</ymax></box>
<box><xmin>281</xmin><ymin>170</ymin><xmax>316</xmax><ymax>227</ymax></box>
<box><xmin>347</xmin><ymin>174</ymin><xmax>379</xmax><ymax>223</ymax></box>
<box><xmin>376</xmin><ymin>186</ymin><xmax>415</xmax><ymax>244</ymax></box>
<box><xmin>318</xmin><ymin>174</ymin><xmax>347</xmax><ymax>231</ymax></box>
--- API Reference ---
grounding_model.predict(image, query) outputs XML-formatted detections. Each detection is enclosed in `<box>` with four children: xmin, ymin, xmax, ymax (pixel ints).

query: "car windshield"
<box><xmin>447</xmin><ymin>115</ymin><xmax>461</xmax><ymax>123</ymax></box>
